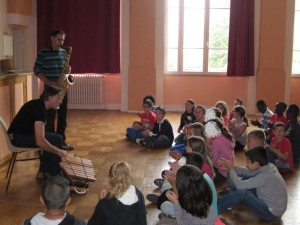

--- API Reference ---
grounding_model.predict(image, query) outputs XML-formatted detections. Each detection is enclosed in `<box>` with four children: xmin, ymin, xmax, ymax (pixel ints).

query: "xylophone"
<box><xmin>60</xmin><ymin>156</ymin><xmax>96</xmax><ymax>194</ymax></box>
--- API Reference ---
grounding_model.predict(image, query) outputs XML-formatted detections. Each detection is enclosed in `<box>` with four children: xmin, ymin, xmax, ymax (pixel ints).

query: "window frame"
<box><xmin>292</xmin><ymin>0</ymin><xmax>300</xmax><ymax>76</ymax></box>
<box><xmin>164</xmin><ymin>0</ymin><xmax>230</xmax><ymax>76</ymax></box>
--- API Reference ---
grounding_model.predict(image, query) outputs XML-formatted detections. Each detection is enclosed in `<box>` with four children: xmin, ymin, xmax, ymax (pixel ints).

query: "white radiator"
<box><xmin>68</xmin><ymin>74</ymin><xmax>104</xmax><ymax>104</ymax></box>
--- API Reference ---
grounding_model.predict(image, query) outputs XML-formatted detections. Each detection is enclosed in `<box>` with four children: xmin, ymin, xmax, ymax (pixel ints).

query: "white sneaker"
<box><xmin>136</xmin><ymin>138</ymin><xmax>142</xmax><ymax>144</ymax></box>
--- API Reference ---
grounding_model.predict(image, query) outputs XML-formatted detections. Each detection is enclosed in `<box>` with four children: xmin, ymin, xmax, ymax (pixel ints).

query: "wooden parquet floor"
<box><xmin>0</xmin><ymin>110</ymin><xmax>299</xmax><ymax>225</ymax></box>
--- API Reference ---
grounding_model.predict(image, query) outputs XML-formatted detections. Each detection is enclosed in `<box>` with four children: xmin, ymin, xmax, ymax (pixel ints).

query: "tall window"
<box><xmin>166</xmin><ymin>0</ymin><xmax>230</xmax><ymax>74</ymax></box>
<box><xmin>292</xmin><ymin>0</ymin><xmax>300</xmax><ymax>75</ymax></box>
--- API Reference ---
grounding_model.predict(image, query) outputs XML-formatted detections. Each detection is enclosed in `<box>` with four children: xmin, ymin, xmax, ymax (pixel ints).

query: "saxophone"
<box><xmin>58</xmin><ymin>46</ymin><xmax>75</xmax><ymax>99</ymax></box>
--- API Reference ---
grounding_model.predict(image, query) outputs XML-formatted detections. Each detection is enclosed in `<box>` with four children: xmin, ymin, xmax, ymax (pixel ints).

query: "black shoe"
<box><xmin>218</xmin><ymin>189</ymin><xmax>230</xmax><ymax>198</ymax></box>
<box><xmin>62</xmin><ymin>143</ymin><xmax>74</xmax><ymax>150</ymax></box>
<box><xmin>146</xmin><ymin>193</ymin><xmax>159</xmax><ymax>204</ymax></box>
<box><xmin>154</xmin><ymin>178</ymin><xmax>164</xmax><ymax>188</ymax></box>
<box><xmin>158</xmin><ymin>213</ymin><xmax>175</xmax><ymax>219</ymax></box>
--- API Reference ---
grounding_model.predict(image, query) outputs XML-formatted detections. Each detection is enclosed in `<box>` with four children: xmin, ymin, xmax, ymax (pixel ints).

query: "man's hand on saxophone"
<box><xmin>64</xmin><ymin>65</ymin><xmax>71</xmax><ymax>74</ymax></box>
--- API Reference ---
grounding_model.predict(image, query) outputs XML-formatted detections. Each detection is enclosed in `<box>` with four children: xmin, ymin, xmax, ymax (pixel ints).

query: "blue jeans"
<box><xmin>169</xmin><ymin>144</ymin><xmax>186</xmax><ymax>155</ymax></box>
<box><xmin>218</xmin><ymin>189</ymin><xmax>280</xmax><ymax>221</ymax></box>
<box><xmin>126</xmin><ymin>127</ymin><xmax>144</xmax><ymax>142</ymax></box>
<box><xmin>174</xmin><ymin>133</ymin><xmax>186</xmax><ymax>145</ymax></box>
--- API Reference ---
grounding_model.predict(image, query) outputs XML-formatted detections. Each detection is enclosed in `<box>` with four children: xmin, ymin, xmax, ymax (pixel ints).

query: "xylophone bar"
<box><xmin>60</xmin><ymin>163</ymin><xmax>95</xmax><ymax>176</ymax></box>
<box><xmin>60</xmin><ymin>157</ymin><xmax>96</xmax><ymax>182</ymax></box>
<box><xmin>62</xmin><ymin>157</ymin><xmax>93</xmax><ymax>168</ymax></box>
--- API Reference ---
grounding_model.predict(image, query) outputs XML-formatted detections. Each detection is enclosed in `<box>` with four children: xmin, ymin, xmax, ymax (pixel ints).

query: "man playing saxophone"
<box><xmin>34</xmin><ymin>29</ymin><xmax>74</xmax><ymax>151</ymax></box>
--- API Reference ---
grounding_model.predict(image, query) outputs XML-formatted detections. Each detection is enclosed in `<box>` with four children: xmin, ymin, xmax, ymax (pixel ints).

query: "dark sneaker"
<box><xmin>62</xmin><ymin>143</ymin><xmax>74</xmax><ymax>150</ymax></box>
<box><xmin>146</xmin><ymin>193</ymin><xmax>159</xmax><ymax>204</ymax></box>
<box><xmin>154</xmin><ymin>178</ymin><xmax>164</xmax><ymax>188</ymax></box>
<box><xmin>158</xmin><ymin>213</ymin><xmax>176</xmax><ymax>219</ymax></box>
<box><xmin>218</xmin><ymin>189</ymin><xmax>230</xmax><ymax>198</ymax></box>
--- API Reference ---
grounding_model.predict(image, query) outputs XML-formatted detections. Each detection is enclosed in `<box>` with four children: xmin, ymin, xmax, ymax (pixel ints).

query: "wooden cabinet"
<box><xmin>0</xmin><ymin>72</ymin><xmax>32</xmax><ymax>164</ymax></box>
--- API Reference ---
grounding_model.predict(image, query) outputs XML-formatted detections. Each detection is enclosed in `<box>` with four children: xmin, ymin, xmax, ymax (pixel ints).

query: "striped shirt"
<box><xmin>33</xmin><ymin>47</ymin><xmax>67</xmax><ymax>80</ymax></box>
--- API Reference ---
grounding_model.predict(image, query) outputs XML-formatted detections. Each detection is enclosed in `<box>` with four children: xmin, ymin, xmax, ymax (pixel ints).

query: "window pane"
<box><xmin>296</xmin><ymin>0</ymin><xmax>300</xmax><ymax>10</ymax></box>
<box><xmin>168</xmin><ymin>0</ymin><xmax>179</xmax><ymax>7</ymax></box>
<box><xmin>210</xmin><ymin>0</ymin><xmax>230</xmax><ymax>9</ymax></box>
<box><xmin>184</xmin><ymin>0</ymin><xmax>205</xmax><ymax>8</ymax></box>
<box><xmin>183</xmin><ymin>49</ymin><xmax>203</xmax><ymax>72</ymax></box>
<box><xmin>292</xmin><ymin>51</ymin><xmax>300</xmax><ymax>74</ymax></box>
<box><xmin>209</xmin><ymin>9</ymin><xmax>230</xmax><ymax>48</ymax></box>
<box><xmin>167</xmin><ymin>6</ymin><xmax>179</xmax><ymax>48</ymax></box>
<box><xmin>183</xmin><ymin>8</ymin><xmax>205</xmax><ymax>48</ymax></box>
<box><xmin>167</xmin><ymin>49</ymin><xmax>178</xmax><ymax>71</ymax></box>
<box><xmin>208</xmin><ymin>49</ymin><xmax>228</xmax><ymax>72</ymax></box>
<box><xmin>294</xmin><ymin>12</ymin><xmax>300</xmax><ymax>50</ymax></box>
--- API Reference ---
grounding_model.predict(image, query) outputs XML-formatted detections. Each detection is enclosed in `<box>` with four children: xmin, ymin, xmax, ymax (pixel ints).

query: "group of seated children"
<box><xmin>23</xmin><ymin>162</ymin><xmax>147</xmax><ymax>225</ymax></box>
<box><xmin>131</xmin><ymin>96</ymin><xmax>298</xmax><ymax>223</ymax></box>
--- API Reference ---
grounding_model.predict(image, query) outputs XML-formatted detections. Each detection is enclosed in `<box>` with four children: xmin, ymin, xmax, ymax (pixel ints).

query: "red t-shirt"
<box><xmin>140</xmin><ymin>111</ymin><xmax>156</xmax><ymax>129</ymax></box>
<box><xmin>268</xmin><ymin>114</ymin><xmax>288</xmax><ymax>139</ymax></box>
<box><xmin>271</xmin><ymin>137</ymin><xmax>293</xmax><ymax>169</ymax></box>
<box><xmin>202</xmin><ymin>162</ymin><xmax>214</xmax><ymax>180</ymax></box>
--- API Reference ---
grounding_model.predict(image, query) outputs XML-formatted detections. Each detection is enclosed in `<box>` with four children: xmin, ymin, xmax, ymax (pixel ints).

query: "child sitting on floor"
<box><xmin>229</xmin><ymin>98</ymin><xmax>243</xmax><ymax>120</ymax></box>
<box><xmin>250</xmin><ymin>99</ymin><xmax>273</xmax><ymax>129</ymax></box>
<box><xmin>174</xmin><ymin>99</ymin><xmax>196</xmax><ymax>145</ymax></box>
<box><xmin>88</xmin><ymin>162</ymin><xmax>147</xmax><ymax>225</ymax></box>
<box><xmin>126</xmin><ymin>99</ymin><xmax>156</xmax><ymax>142</ymax></box>
<box><xmin>267</xmin><ymin>122</ymin><xmax>293</xmax><ymax>171</ymax></box>
<box><xmin>153</xmin><ymin>153</ymin><xmax>218</xmax><ymax>221</ymax></box>
<box><xmin>285</xmin><ymin>104</ymin><xmax>300</xmax><ymax>163</ymax></box>
<box><xmin>205</xmin><ymin>118</ymin><xmax>234</xmax><ymax>183</ymax></box>
<box><xmin>218</xmin><ymin>146</ymin><xmax>287</xmax><ymax>222</ymax></box>
<box><xmin>157</xmin><ymin>164</ymin><xmax>216</xmax><ymax>225</ymax></box>
<box><xmin>215</xmin><ymin>101</ymin><xmax>230</xmax><ymax>127</ymax></box>
<box><xmin>169</xmin><ymin>122</ymin><xmax>206</xmax><ymax>158</ymax></box>
<box><xmin>228</xmin><ymin>105</ymin><xmax>248</xmax><ymax>151</ymax></box>
<box><xmin>138</xmin><ymin>106</ymin><xmax>174</xmax><ymax>148</ymax></box>
<box><xmin>22</xmin><ymin>176</ymin><xmax>86</xmax><ymax>225</ymax></box>
<box><xmin>265</xmin><ymin>101</ymin><xmax>288</xmax><ymax>144</ymax></box>
<box><xmin>186</xmin><ymin>136</ymin><xmax>214</xmax><ymax>179</ymax></box>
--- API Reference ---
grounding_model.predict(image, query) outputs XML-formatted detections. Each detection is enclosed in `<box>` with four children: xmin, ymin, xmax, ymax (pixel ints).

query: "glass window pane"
<box><xmin>210</xmin><ymin>0</ymin><xmax>230</xmax><ymax>9</ymax></box>
<box><xmin>184</xmin><ymin>8</ymin><xmax>205</xmax><ymax>48</ymax></box>
<box><xmin>167</xmin><ymin>49</ymin><xmax>178</xmax><ymax>71</ymax></box>
<box><xmin>296</xmin><ymin>0</ymin><xmax>300</xmax><ymax>10</ymax></box>
<box><xmin>185</xmin><ymin>0</ymin><xmax>205</xmax><ymax>8</ymax></box>
<box><xmin>167</xmin><ymin>7</ymin><xmax>179</xmax><ymax>48</ymax></box>
<box><xmin>209</xmin><ymin>9</ymin><xmax>230</xmax><ymax>48</ymax></box>
<box><xmin>208</xmin><ymin>49</ymin><xmax>228</xmax><ymax>72</ymax></box>
<box><xmin>183</xmin><ymin>49</ymin><xmax>203</xmax><ymax>72</ymax></box>
<box><xmin>292</xmin><ymin>51</ymin><xmax>300</xmax><ymax>74</ymax></box>
<box><xmin>168</xmin><ymin>0</ymin><xmax>179</xmax><ymax>7</ymax></box>
<box><xmin>294</xmin><ymin>12</ymin><xmax>300</xmax><ymax>50</ymax></box>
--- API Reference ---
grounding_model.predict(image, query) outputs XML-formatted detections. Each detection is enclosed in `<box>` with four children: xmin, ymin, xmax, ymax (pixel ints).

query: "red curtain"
<box><xmin>37</xmin><ymin>0</ymin><xmax>120</xmax><ymax>74</ymax></box>
<box><xmin>227</xmin><ymin>0</ymin><xmax>254</xmax><ymax>76</ymax></box>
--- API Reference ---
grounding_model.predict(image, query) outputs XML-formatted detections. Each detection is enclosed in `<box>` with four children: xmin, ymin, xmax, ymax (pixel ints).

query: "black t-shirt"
<box><xmin>8</xmin><ymin>99</ymin><xmax>47</xmax><ymax>135</ymax></box>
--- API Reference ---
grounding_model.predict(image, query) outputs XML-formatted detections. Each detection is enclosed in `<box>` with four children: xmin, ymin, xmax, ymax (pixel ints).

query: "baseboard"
<box><xmin>68</xmin><ymin>103</ymin><xmax>121</xmax><ymax>110</ymax></box>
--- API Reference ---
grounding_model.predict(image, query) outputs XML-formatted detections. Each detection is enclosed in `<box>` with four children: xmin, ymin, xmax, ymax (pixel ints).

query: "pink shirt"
<box><xmin>271</xmin><ymin>137</ymin><xmax>293</xmax><ymax>169</ymax></box>
<box><xmin>211</xmin><ymin>134</ymin><xmax>234</xmax><ymax>177</ymax></box>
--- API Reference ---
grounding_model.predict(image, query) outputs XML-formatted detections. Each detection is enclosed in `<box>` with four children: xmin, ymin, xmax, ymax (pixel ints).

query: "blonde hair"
<box><xmin>107</xmin><ymin>162</ymin><xmax>132</xmax><ymax>199</ymax></box>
